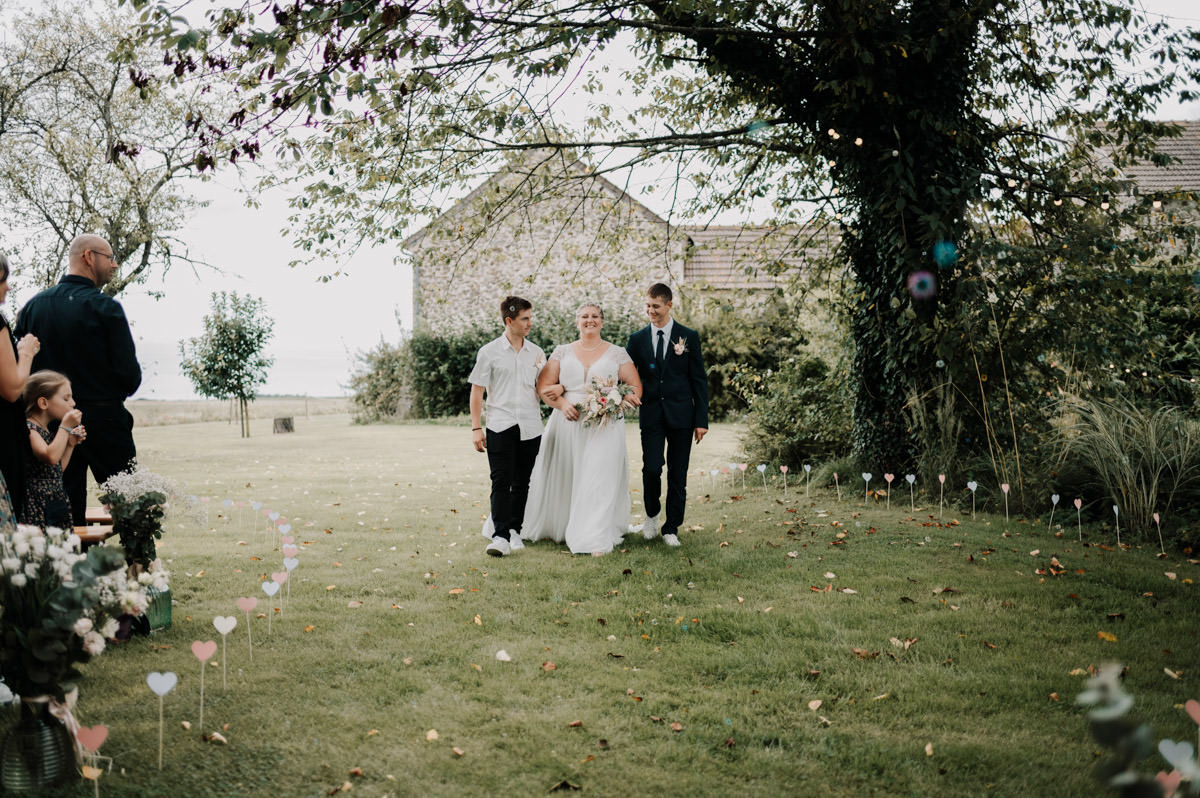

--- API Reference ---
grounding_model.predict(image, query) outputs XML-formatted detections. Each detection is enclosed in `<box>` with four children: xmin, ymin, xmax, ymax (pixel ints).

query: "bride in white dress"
<box><xmin>522</xmin><ymin>304</ymin><xmax>643</xmax><ymax>554</ymax></box>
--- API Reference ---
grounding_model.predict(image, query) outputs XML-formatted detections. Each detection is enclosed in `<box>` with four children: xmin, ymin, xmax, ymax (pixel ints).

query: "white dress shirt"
<box><xmin>651</xmin><ymin>319</ymin><xmax>675</xmax><ymax>359</ymax></box>
<box><xmin>468</xmin><ymin>334</ymin><xmax>546</xmax><ymax>440</ymax></box>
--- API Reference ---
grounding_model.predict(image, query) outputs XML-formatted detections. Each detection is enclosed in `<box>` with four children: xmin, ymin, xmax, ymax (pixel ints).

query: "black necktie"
<box><xmin>655</xmin><ymin>329</ymin><xmax>665</xmax><ymax>364</ymax></box>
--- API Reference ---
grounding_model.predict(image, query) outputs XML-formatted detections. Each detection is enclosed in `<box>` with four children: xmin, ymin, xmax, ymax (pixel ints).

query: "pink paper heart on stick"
<box><xmin>884</xmin><ymin>473</ymin><xmax>894</xmax><ymax>483</ymax></box>
<box><xmin>191</xmin><ymin>640</ymin><xmax>217</xmax><ymax>662</ymax></box>
<box><xmin>280</xmin><ymin>535</ymin><xmax>295</xmax><ymax>546</ymax></box>
<box><xmin>76</xmin><ymin>725</ymin><xmax>108</xmax><ymax>753</ymax></box>
<box><xmin>780</xmin><ymin>466</ymin><xmax>788</xmax><ymax>473</ymax></box>
<box><xmin>1074</xmin><ymin>498</ymin><xmax>1082</xmax><ymax>509</ymax></box>
<box><xmin>1156</xmin><ymin>769</ymin><xmax>1183</xmax><ymax>798</ymax></box>
<box><xmin>1001</xmin><ymin>483</ymin><xmax>1009</xmax><ymax>493</ymax></box>
<box><xmin>271</xmin><ymin>571</ymin><xmax>288</xmax><ymax>585</ymax></box>
<box><xmin>236</xmin><ymin>597</ymin><xmax>257</xmax><ymax>613</ymax></box>
<box><xmin>1185</xmin><ymin>699</ymin><xmax>1200</xmax><ymax>725</ymax></box>
<box><xmin>282</xmin><ymin>544</ymin><xmax>299</xmax><ymax>558</ymax></box>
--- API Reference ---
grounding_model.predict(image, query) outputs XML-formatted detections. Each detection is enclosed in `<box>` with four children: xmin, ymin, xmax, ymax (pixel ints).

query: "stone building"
<box><xmin>402</xmin><ymin>154</ymin><xmax>828</xmax><ymax>333</ymax></box>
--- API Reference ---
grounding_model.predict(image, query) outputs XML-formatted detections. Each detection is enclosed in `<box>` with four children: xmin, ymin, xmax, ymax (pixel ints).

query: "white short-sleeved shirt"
<box><xmin>468</xmin><ymin>334</ymin><xmax>546</xmax><ymax>440</ymax></box>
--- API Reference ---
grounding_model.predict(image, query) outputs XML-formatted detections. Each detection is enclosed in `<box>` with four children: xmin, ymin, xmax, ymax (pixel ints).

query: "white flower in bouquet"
<box><xmin>82</xmin><ymin>631</ymin><xmax>105</xmax><ymax>657</ymax></box>
<box><xmin>100</xmin><ymin>618</ymin><xmax>119</xmax><ymax>639</ymax></box>
<box><xmin>2</xmin><ymin>558</ymin><xmax>18</xmax><ymax>574</ymax></box>
<box><xmin>10</xmin><ymin>573</ymin><xmax>26</xmax><ymax>588</ymax></box>
<box><xmin>74</xmin><ymin>617</ymin><xmax>93</xmax><ymax>636</ymax></box>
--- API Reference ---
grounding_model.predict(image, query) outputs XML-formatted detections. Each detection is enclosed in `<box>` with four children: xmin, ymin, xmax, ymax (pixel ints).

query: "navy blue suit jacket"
<box><xmin>628</xmin><ymin>323</ymin><xmax>709</xmax><ymax>431</ymax></box>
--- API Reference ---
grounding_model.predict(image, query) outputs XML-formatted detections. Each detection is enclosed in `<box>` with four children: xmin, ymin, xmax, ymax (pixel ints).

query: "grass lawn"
<box><xmin>23</xmin><ymin>415</ymin><xmax>1200</xmax><ymax>797</ymax></box>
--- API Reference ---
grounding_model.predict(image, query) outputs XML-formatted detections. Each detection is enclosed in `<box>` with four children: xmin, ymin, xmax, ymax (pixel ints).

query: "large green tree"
<box><xmin>126</xmin><ymin>0</ymin><xmax>1199</xmax><ymax>469</ymax></box>
<box><xmin>0</xmin><ymin>1</ymin><xmax>225</xmax><ymax>296</ymax></box>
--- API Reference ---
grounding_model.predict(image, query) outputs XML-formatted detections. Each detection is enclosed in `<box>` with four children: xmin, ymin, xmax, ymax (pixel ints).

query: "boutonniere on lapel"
<box><xmin>672</xmin><ymin>336</ymin><xmax>688</xmax><ymax>356</ymax></box>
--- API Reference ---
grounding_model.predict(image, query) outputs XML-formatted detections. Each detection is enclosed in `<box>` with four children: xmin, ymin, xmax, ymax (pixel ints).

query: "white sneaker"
<box><xmin>641</xmin><ymin>514</ymin><xmax>660</xmax><ymax>540</ymax></box>
<box><xmin>662</xmin><ymin>533</ymin><xmax>681</xmax><ymax>547</ymax></box>
<box><xmin>486</xmin><ymin>537</ymin><xmax>511</xmax><ymax>557</ymax></box>
<box><xmin>508</xmin><ymin>532</ymin><xmax>525</xmax><ymax>551</ymax></box>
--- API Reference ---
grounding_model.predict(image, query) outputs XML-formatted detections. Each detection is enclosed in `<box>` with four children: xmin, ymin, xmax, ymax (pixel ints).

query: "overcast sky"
<box><xmin>78</xmin><ymin>1</ymin><xmax>1200</xmax><ymax>400</ymax></box>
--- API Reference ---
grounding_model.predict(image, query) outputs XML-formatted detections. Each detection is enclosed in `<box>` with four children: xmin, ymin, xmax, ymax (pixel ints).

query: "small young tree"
<box><xmin>179</xmin><ymin>292</ymin><xmax>274</xmax><ymax>437</ymax></box>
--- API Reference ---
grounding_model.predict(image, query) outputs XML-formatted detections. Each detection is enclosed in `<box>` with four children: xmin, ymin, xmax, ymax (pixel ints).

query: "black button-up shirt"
<box><xmin>15</xmin><ymin>275</ymin><xmax>141</xmax><ymax>403</ymax></box>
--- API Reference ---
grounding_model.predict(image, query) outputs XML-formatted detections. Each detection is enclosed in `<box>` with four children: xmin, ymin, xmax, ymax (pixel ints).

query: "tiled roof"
<box><xmin>680</xmin><ymin>224</ymin><xmax>838</xmax><ymax>289</ymax></box>
<box><xmin>1116</xmin><ymin>120</ymin><xmax>1200</xmax><ymax>194</ymax></box>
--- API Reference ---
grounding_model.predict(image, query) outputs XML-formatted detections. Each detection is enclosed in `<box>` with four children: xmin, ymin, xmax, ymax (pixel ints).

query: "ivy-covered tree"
<box><xmin>179</xmin><ymin>292</ymin><xmax>275</xmax><ymax>437</ymax></box>
<box><xmin>125</xmin><ymin>0</ymin><xmax>1199</xmax><ymax>471</ymax></box>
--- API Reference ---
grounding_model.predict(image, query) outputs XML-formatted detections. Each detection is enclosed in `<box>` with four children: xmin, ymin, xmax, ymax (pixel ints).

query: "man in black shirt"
<box><xmin>16</xmin><ymin>234</ymin><xmax>141</xmax><ymax>525</ymax></box>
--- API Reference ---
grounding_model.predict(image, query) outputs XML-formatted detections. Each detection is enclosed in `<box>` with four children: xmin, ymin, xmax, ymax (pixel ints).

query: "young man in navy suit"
<box><xmin>627</xmin><ymin>283</ymin><xmax>708</xmax><ymax>547</ymax></box>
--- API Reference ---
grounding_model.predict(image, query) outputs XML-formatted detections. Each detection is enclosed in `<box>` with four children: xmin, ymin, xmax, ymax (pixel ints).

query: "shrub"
<box><xmin>740</xmin><ymin>355</ymin><xmax>853</xmax><ymax>467</ymax></box>
<box><xmin>1058</xmin><ymin>396</ymin><xmax>1200</xmax><ymax>537</ymax></box>
<box><xmin>348</xmin><ymin>340</ymin><xmax>410</xmax><ymax>423</ymax></box>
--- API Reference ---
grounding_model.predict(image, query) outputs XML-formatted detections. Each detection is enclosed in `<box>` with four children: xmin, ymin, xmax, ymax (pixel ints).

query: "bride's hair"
<box><xmin>576</xmin><ymin>302</ymin><xmax>603</xmax><ymax>319</ymax></box>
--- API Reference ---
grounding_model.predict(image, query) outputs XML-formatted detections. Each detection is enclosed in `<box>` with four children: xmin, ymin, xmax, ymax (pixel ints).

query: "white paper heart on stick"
<box><xmin>905</xmin><ymin>474</ymin><xmax>916</xmax><ymax>485</ymax></box>
<box><xmin>262</xmin><ymin>581</ymin><xmax>280</xmax><ymax>597</ymax></box>
<box><xmin>283</xmin><ymin>557</ymin><xmax>299</xmax><ymax>571</ymax></box>
<box><xmin>861</xmin><ymin>473</ymin><xmax>872</xmax><ymax>482</ymax></box>
<box><xmin>756</xmin><ymin>464</ymin><xmax>767</xmax><ymax>473</ymax></box>
<box><xmin>278</xmin><ymin>524</ymin><xmax>292</xmax><ymax>535</ymax></box>
<box><xmin>269</xmin><ymin>511</ymin><xmax>280</xmax><ymax>521</ymax></box>
<box><xmin>146</xmin><ymin>671</ymin><xmax>177</xmax><ymax>696</ymax></box>
<box><xmin>1052</xmin><ymin>494</ymin><xmax>1060</xmax><ymax>505</ymax></box>
<box><xmin>1158</xmin><ymin>739</ymin><xmax>1196</xmax><ymax>771</ymax></box>
<box><xmin>213</xmin><ymin>616</ymin><xmax>237</xmax><ymax>635</ymax></box>
<box><xmin>967</xmin><ymin>481</ymin><xmax>978</xmax><ymax>491</ymax></box>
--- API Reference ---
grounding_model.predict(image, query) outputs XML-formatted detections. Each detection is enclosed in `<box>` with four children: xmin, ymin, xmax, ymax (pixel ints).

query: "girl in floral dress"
<box><xmin>21</xmin><ymin>371</ymin><xmax>85</xmax><ymax>529</ymax></box>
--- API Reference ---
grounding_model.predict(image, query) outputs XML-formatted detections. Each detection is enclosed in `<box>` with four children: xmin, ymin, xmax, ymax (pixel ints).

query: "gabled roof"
<box><xmin>1116</xmin><ymin>120</ymin><xmax>1200</xmax><ymax>194</ymax></box>
<box><xmin>401</xmin><ymin>154</ymin><xmax>671</xmax><ymax>252</ymax></box>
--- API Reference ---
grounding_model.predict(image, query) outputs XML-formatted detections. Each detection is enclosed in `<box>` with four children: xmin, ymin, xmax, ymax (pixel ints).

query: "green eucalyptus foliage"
<box><xmin>99</xmin><ymin>488</ymin><xmax>167</xmax><ymax>569</ymax></box>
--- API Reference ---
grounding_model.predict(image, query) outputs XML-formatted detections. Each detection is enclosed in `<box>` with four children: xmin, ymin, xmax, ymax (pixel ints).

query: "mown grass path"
<box><xmin>32</xmin><ymin>416</ymin><xmax>1200</xmax><ymax>797</ymax></box>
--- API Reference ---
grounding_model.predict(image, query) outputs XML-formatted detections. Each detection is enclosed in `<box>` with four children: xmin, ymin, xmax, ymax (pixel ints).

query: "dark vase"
<box><xmin>0</xmin><ymin>700</ymin><xmax>77</xmax><ymax>791</ymax></box>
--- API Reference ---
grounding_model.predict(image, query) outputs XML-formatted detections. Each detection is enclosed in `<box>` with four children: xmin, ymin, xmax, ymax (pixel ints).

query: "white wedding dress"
<box><xmin>521</xmin><ymin>343</ymin><xmax>632</xmax><ymax>554</ymax></box>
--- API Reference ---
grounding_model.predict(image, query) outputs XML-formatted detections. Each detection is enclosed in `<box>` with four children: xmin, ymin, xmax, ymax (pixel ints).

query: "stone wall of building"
<box><xmin>406</xmin><ymin>165</ymin><xmax>689</xmax><ymax>334</ymax></box>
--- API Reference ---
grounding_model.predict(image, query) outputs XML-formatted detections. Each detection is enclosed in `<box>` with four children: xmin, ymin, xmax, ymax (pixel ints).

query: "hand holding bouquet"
<box><xmin>574</xmin><ymin>375</ymin><xmax>634</xmax><ymax>427</ymax></box>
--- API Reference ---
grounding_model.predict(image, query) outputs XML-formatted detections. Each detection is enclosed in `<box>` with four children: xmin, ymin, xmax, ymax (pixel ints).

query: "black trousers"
<box><xmin>65</xmin><ymin>403</ymin><xmax>137</xmax><ymax>526</ymax></box>
<box><xmin>486</xmin><ymin>425</ymin><xmax>540</xmax><ymax>540</ymax></box>
<box><xmin>640</xmin><ymin>425</ymin><xmax>694</xmax><ymax>536</ymax></box>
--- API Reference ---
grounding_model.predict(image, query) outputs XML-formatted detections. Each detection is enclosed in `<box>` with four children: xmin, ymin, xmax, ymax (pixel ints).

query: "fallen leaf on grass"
<box><xmin>852</xmin><ymin>648</ymin><xmax>879</xmax><ymax>660</ymax></box>
<box><xmin>206</xmin><ymin>732</ymin><xmax>227</xmax><ymax>744</ymax></box>
<box><xmin>349</xmin><ymin>767</ymin><xmax>364</xmax><ymax>778</ymax></box>
<box><xmin>366</xmin><ymin>729</ymin><xmax>379</xmax><ymax>737</ymax></box>
<box><xmin>470</xmin><ymin>663</ymin><xmax>481</xmax><ymax>671</ymax></box>
<box><xmin>402</xmin><ymin>656</ymin><xmax>414</xmax><ymax>665</ymax></box>
<box><xmin>347</xmin><ymin>601</ymin><xmax>363</xmax><ymax>608</ymax></box>
<box><xmin>304</xmin><ymin>625</ymin><xmax>315</xmax><ymax>632</ymax></box>
<box><xmin>448</xmin><ymin>588</ymin><xmax>465</xmax><ymax>595</ymax></box>
<box><xmin>670</xmin><ymin>722</ymin><xmax>683</xmax><ymax>732</ymax></box>
<box><xmin>824</xmin><ymin>572</ymin><xmax>836</xmax><ymax>579</ymax></box>
<box><xmin>496</xmin><ymin>650</ymin><xmax>512</xmax><ymax>662</ymax></box>
<box><xmin>568</xmin><ymin>720</ymin><xmax>583</xmax><ymax>728</ymax></box>
<box><xmin>425</xmin><ymin>729</ymin><xmax>439</xmax><ymax>741</ymax></box>
<box><xmin>542</xmin><ymin>661</ymin><xmax>557</xmax><ymax>671</ymax></box>
<box><xmin>1097</xmin><ymin>631</ymin><xmax>1118</xmax><ymax>643</ymax></box>
<box><xmin>452</xmin><ymin>747</ymin><xmax>465</xmax><ymax>757</ymax></box>
<box><xmin>872</xmin><ymin>693</ymin><xmax>890</xmax><ymax>701</ymax></box>
<box><xmin>549</xmin><ymin>780</ymin><xmax>581</xmax><ymax>792</ymax></box>
<box><xmin>1165</xmin><ymin>572</ymin><xmax>1177</xmax><ymax>581</ymax></box>
<box><xmin>1164</xmin><ymin>668</ymin><xmax>1181</xmax><ymax>679</ymax></box>
<box><xmin>326</xmin><ymin>782</ymin><xmax>352</xmax><ymax>795</ymax></box>
<box><xmin>808</xmin><ymin>700</ymin><xmax>822</xmax><ymax>711</ymax></box>
<box><xmin>473</xmin><ymin>614</ymin><xmax>483</xmax><ymax>626</ymax></box>
<box><xmin>982</xmin><ymin>641</ymin><xmax>997</xmax><ymax>649</ymax></box>
<box><xmin>839</xmin><ymin>588</ymin><xmax>858</xmax><ymax>594</ymax></box>
<box><xmin>925</xmin><ymin>742</ymin><xmax>934</xmax><ymax>757</ymax></box>
<box><xmin>181</xmin><ymin>721</ymin><xmax>191</xmax><ymax>730</ymax></box>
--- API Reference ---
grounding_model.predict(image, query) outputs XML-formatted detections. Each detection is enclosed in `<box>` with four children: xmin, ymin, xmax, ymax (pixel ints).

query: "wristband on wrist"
<box><xmin>472</xmin><ymin>427</ymin><xmax>482</xmax><ymax>431</ymax></box>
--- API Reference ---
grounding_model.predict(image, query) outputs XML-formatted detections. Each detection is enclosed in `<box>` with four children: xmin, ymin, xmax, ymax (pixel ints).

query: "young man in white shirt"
<box><xmin>468</xmin><ymin>296</ymin><xmax>545</xmax><ymax>556</ymax></box>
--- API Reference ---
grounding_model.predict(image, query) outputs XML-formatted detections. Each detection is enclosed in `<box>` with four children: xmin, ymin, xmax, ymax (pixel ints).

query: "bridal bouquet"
<box><xmin>575</xmin><ymin>375</ymin><xmax>634</xmax><ymax>428</ymax></box>
<box><xmin>0</xmin><ymin>525</ymin><xmax>140</xmax><ymax>700</ymax></box>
